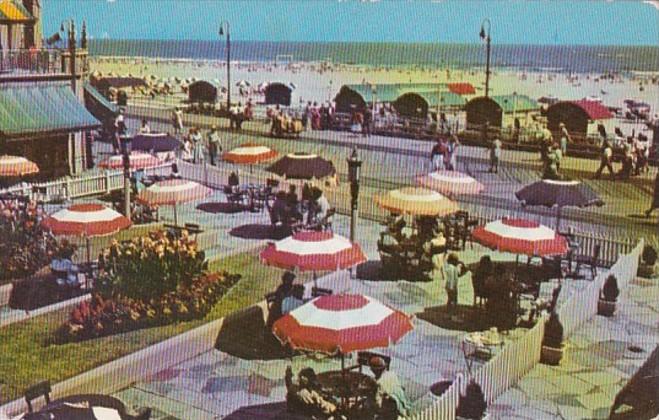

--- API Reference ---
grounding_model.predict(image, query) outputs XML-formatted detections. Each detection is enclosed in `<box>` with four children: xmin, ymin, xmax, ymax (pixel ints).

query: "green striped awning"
<box><xmin>0</xmin><ymin>83</ymin><xmax>101</xmax><ymax>138</ymax></box>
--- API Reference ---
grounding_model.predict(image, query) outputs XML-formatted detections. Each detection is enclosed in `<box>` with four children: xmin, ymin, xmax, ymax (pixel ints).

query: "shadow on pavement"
<box><xmin>416</xmin><ymin>304</ymin><xmax>493</xmax><ymax>332</ymax></box>
<box><xmin>230</xmin><ymin>223</ymin><xmax>286</xmax><ymax>240</ymax></box>
<box><xmin>197</xmin><ymin>202</ymin><xmax>245</xmax><ymax>214</ymax></box>
<box><xmin>215</xmin><ymin>305</ymin><xmax>291</xmax><ymax>361</ymax></box>
<box><xmin>355</xmin><ymin>260</ymin><xmax>399</xmax><ymax>282</ymax></box>
<box><xmin>224</xmin><ymin>402</ymin><xmax>309</xmax><ymax>420</ymax></box>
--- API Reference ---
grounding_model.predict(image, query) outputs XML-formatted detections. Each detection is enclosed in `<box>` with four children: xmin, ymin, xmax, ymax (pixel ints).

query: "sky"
<box><xmin>43</xmin><ymin>0</ymin><xmax>659</xmax><ymax>46</ymax></box>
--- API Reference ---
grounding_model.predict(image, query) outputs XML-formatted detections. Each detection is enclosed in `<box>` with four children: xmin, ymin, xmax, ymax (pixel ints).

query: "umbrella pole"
<box><xmin>86</xmin><ymin>236</ymin><xmax>91</xmax><ymax>265</ymax></box>
<box><xmin>174</xmin><ymin>203</ymin><xmax>178</xmax><ymax>226</ymax></box>
<box><xmin>556</xmin><ymin>206</ymin><xmax>562</xmax><ymax>232</ymax></box>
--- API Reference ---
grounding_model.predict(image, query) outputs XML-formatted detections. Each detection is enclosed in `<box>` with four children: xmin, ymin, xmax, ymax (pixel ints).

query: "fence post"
<box><xmin>64</xmin><ymin>178</ymin><xmax>71</xmax><ymax>200</ymax></box>
<box><xmin>105</xmin><ymin>171</ymin><xmax>111</xmax><ymax>194</ymax></box>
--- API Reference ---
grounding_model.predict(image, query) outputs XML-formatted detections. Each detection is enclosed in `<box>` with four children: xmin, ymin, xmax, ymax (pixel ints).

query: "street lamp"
<box><xmin>120</xmin><ymin>135</ymin><xmax>132</xmax><ymax>222</ymax></box>
<box><xmin>347</xmin><ymin>148</ymin><xmax>362</xmax><ymax>246</ymax></box>
<box><xmin>479</xmin><ymin>18</ymin><xmax>492</xmax><ymax>98</ymax></box>
<box><xmin>219</xmin><ymin>21</ymin><xmax>231</xmax><ymax>111</ymax></box>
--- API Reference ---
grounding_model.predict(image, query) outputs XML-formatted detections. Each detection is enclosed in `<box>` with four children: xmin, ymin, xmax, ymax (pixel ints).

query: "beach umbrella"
<box><xmin>416</xmin><ymin>170</ymin><xmax>485</xmax><ymax>196</ymax></box>
<box><xmin>515</xmin><ymin>179</ymin><xmax>603</xmax><ymax>230</ymax></box>
<box><xmin>272</xmin><ymin>294</ymin><xmax>413</xmax><ymax>355</ymax></box>
<box><xmin>0</xmin><ymin>155</ymin><xmax>39</xmax><ymax>177</ymax></box>
<box><xmin>266</xmin><ymin>152</ymin><xmax>336</xmax><ymax>180</ymax></box>
<box><xmin>131</xmin><ymin>133</ymin><xmax>181</xmax><ymax>153</ymax></box>
<box><xmin>236</xmin><ymin>80</ymin><xmax>250</xmax><ymax>87</ymax></box>
<box><xmin>42</xmin><ymin>203</ymin><xmax>131</xmax><ymax>262</ymax></box>
<box><xmin>98</xmin><ymin>151</ymin><xmax>161</xmax><ymax>170</ymax></box>
<box><xmin>223</xmin><ymin>143</ymin><xmax>278</xmax><ymax>165</ymax></box>
<box><xmin>374</xmin><ymin>187</ymin><xmax>459</xmax><ymax>217</ymax></box>
<box><xmin>260</xmin><ymin>231</ymin><xmax>366</xmax><ymax>273</ymax></box>
<box><xmin>289</xmin><ymin>82</ymin><xmax>297</xmax><ymax>89</ymax></box>
<box><xmin>472</xmin><ymin>217</ymin><xmax>568</xmax><ymax>257</ymax></box>
<box><xmin>137</xmin><ymin>179</ymin><xmax>212</xmax><ymax>225</ymax></box>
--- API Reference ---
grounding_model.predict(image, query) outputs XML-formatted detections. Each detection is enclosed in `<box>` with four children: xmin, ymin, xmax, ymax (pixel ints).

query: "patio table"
<box><xmin>316</xmin><ymin>370</ymin><xmax>377</xmax><ymax>417</ymax></box>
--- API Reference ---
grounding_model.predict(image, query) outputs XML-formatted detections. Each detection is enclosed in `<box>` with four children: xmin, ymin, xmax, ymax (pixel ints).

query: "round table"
<box><xmin>24</xmin><ymin>394</ymin><xmax>129</xmax><ymax>420</ymax></box>
<box><xmin>316</xmin><ymin>370</ymin><xmax>377</xmax><ymax>417</ymax></box>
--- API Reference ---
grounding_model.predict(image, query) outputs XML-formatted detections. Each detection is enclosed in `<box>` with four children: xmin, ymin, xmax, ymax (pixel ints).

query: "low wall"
<box><xmin>0</xmin><ymin>299</ymin><xmax>269</xmax><ymax>416</ymax></box>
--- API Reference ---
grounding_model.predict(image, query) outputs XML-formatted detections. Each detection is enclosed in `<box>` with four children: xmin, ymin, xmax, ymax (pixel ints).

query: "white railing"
<box><xmin>414</xmin><ymin>239</ymin><xmax>643</xmax><ymax>419</ymax></box>
<box><xmin>0</xmin><ymin>163</ymin><xmax>173</xmax><ymax>203</ymax></box>
<box><xmin>557</xmin><ymin>239</ymin><xmax>643</xmax><ymax>337</ymax></box>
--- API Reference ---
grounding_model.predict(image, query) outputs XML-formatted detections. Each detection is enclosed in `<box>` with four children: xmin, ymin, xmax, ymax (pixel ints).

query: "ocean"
<box><xmin>89</xmin><ymin>40</ymin><xmax>659</xmax><ymax>74</ymax></box>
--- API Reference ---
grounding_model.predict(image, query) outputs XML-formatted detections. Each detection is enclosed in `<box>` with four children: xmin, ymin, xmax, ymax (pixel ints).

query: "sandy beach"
<box><xmin>89</xmin><ymin>56</ymin><xmax>659</xmax><ymax>115</ymax></box>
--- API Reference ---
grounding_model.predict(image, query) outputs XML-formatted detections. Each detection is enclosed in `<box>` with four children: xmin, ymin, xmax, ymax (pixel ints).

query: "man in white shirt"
<box><xmin>369</xmin><ymin>356</ymin><xmax>411</xmax><ymax>419</ymax></box>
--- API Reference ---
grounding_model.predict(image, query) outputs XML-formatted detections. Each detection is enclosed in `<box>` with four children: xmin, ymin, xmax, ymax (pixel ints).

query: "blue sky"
<box><xmin>43</xmin><ymin>0</ymin><xmax>659</xmax><ymax>45</ymax></box>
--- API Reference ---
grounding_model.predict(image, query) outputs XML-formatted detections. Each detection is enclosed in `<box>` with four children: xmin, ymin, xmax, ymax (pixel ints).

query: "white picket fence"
<box><xmin>414</xmin><ymin>239</ymin><xmax>643</xmax><ymax>419</ymax></box>
<box><xmin>557</xmin><ymin>239</ymin><xmax>644</xmax><ymax>337</ymax></box>
<box><xmin>0</xmin><ymin>164</ymin><xmax>173</xmax><ymax>203</ymax></box>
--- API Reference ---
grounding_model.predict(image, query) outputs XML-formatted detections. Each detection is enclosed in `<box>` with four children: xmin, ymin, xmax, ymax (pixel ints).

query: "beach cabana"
<box><xmin>545</xmin><ymin>100</ymin><xmax>613</xmax><ymax>136</ymax></box>
<box><xmin>264</xmin><ymin>82</ymin><xmax>294</xmax><ymax>106</ymax></box>
<box><xmin>465</xmin><ymin>95</ymin><xmax>539</xmax><ymax>128</ymax></box>
<box><xmin>333</xmin><ymin>83</ymin><xmax>444</xmax><ymax>114</ymax></box>
<box><xmin>393</xmin><ymin>91</ymin><xmax>466</xmax><ymax>119</ymax></box>
<box><xmin>94</xmin><ymin>77</ymin><xmax>146</xmax><ymax>96</ymax></box>
<box><xmin>187</xmin><ymin>80</ymin><xmax>219</xmax><ymax>103</ymax></box>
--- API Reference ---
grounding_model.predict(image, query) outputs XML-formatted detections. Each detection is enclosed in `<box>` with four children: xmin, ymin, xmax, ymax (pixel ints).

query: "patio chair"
<box><xmin>311</xmin><ymin>287</ymin><xmax>333</xmax><ymax>297</ymax></box>
<box><xmin>223</xmin><ymin>185</ymin><xmax>244</xmax><ymax>207</ymax></box>
<box><xmin>24</xmin><ymin>380</ymin><xmax>51</xmax><ymax>413</ymax></box>
<box><xmin>572</xmin><ymin>243</ymin><xmax>601</xmax><ymax>279</ymax></box>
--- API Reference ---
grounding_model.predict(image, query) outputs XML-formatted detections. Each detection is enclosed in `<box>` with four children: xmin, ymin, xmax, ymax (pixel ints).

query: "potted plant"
<box><xmin>597</xmin><ymin>274</ymin><xmax>619</xmax><ymax>317</ymax></box>
<box><xmin>638</xmin><ymin>245</ymin><xmax>658</xmax><ymax>278</ymax></box>
<box><xmin>456</xmin><ymin>379</ymin><xmax>488</xmax><ymax>420</ymax></box>
<box><xmin>540</xmin><ymin>312</ymin><xmax>564</xmax><ymax>365</ymax></box>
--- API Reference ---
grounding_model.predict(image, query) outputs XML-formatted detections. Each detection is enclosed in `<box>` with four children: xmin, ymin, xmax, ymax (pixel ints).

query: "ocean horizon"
<box><xmin>89</xmin><ymin>40</ymin><xmax>659</xmax><ymax>74</ymax></box>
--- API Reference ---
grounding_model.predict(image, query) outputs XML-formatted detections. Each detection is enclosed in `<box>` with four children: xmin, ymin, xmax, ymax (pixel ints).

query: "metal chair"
<box><xmin>572</xmin><ymin>243</ymin><xmax>601</xmax><ymax>279</ymax></box>
<box><xmin>24</xmin><ymin>380</ymin><xmax>51</xmax><ymax>413</ymax></box>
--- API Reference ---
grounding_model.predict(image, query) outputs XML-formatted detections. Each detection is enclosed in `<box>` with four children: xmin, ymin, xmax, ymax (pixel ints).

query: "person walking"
<box><xmin>191</xmin><ymin>128</ymin><xmax>205</xmax><ymax>164</ymax></box>
<box><xmin>594</xmin><ymin>139</ymin><xmax>615</xmax><ymax>179</ymax></box>
<box><xmin>447</xmin><ymin>133</ymin><xmax>460</xmax><ymax>171</ymax></box>
<box><xmin>113</xmin><ymin>108</ymin><xmax>127</xmax><ymax>154</ymax></box>
<box><xmin>559</xmin><ymin>122</ymin><xmax>570</xmax><ymax>156</ymax></box>
<box><xmin>171</xmin><ymin>107</ymin><xmax>184</xmax><ymax>135</ymax></box>
<box><xmin>430</xmin><ymin>137</ymin><xmax>447</xmax><ymax>171</ymax></box>
<box><xmin>207</xmin><ymin>125</ymin><xmax>222</xmax><ymax>166</ymax></box>
<box><xmin>489</xmin><ymin>137</ymin><xmax>502</xmax><ymax>173</ymax></box>
<box><xmin>363</xmin><ymin>107</ymin><xmax>372</xmax><ymax>137</ymax></box>
<box><xmin>644</xmin><ymin>171</ymin><xmax>659</xmax><ymax>218</ymax></box>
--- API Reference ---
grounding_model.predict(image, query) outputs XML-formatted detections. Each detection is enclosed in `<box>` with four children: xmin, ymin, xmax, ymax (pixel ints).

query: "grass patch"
<box><xmin>0</xmin><ymin>250</ymin><xmax>300</xmax><ymax>405</ymax></box>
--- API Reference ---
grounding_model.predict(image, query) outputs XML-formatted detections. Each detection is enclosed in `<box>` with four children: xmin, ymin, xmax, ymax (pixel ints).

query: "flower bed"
<box><xmin>52</xmin><ymin>230</ymin><xmax>240</xmax><ymax>344</ymax></box>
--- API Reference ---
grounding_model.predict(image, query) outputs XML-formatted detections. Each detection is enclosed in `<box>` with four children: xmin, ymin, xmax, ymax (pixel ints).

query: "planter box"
<box><xmin>540</xmin><ymin>345</ymin><xmax>563</xmax><ymax>365</ymax></box>
<box><xmin>597</xmin><ymin>299</ymin><xmax>617</xmax><ymax>317</ymax></box>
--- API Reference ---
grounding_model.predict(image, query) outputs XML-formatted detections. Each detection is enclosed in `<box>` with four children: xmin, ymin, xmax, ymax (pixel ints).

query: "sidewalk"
<box><xmin>488</xmin><ymin>277</ymin><xmax>659</xmax><ymax>419</ymax></box>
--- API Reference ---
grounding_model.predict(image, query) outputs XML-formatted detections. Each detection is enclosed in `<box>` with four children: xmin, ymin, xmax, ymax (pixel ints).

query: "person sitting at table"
<box><xmin>368</xmin><ymin>357</ymin><xmax>411</xmax><ymax>419</ymax></box>
<box><xmin>286</xmin><ymin>185</ymin><xmax>303</xmax><ymax>221</ymax></box>
<box><xmin>471</xmin><ymin>255</ymin><xmax>493</xmax><ymax>307</ymax></box>
<box><xmin>308</xmin><ymin>187</ymin><xmax>332</xmax><ymax>229</ymax></box>
<box><xmin>270</xmin><ymin>191</ymin><xmax>290</xmax><ymax>226</ymax></box>
<box><xmin>285</xmin><ymin>366</ymin><xmax>337</xmax><ymax>418</ymax></box>
<box><xmin>281</xmin><ymin>284</ymin><xmax>307</xmax><ymax>314</ymax></box>
<box><xmin>267</xmin><ymin>271</ymin><xmax>296</xmax><ymax>327</ymax></box>
<box><xmin>228</xmin><ymin>171</ymin><xmax>240</xmax><ymax>191</ymax></box>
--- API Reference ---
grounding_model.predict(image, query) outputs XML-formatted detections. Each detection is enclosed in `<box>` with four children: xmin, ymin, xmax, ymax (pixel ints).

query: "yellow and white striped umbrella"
<box><xmin>0</xmin><ymin>155</ymin><xmax>39</xmax><ymax>177</ymax></box>
<box><xmin>374</xmin><ymin>187</ymin><xmax>459</xmax><ymax>216</ymax></box>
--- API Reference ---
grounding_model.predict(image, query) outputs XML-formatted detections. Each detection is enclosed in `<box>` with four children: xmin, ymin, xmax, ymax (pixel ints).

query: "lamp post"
<box><xmin>479</xmin><ymin>18</ymin><xmax>491</xmax><ymax>98</ymax></box>
<box><xmin>347</xmin><ymin>148</ymin><xmax>362</xmax><ymax>247</ymax></box>
<box><xmin>120</xmin><ymin>135</ymin><xmax>132</xmax><ymax>222</ymax></box>
<box><xmin>219</xmin><ymin>21</ymin><xmax>231</xmax><ymax>111</ymax></box>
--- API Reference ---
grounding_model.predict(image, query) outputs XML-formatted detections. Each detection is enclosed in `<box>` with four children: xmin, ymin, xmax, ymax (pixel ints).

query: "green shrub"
<box><xmin>543</xmin><ymin>312</ymin><xmax>564</xmax><ymax>348</ymax></box>
<box><xmin>601</xmin><ymin>275</ymin><xmax>620</xmax><ymax>302</ymax></box>
<box><xmin>456</xmin><ymin>379</ymin><xmax>487</xmax><ymax>419</ymax></box>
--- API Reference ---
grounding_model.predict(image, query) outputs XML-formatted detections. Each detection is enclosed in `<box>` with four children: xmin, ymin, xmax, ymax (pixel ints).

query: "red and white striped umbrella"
<box><xmin>137</xmin><ymin>179</ymin><xmax>212</xmax><ymax>206</ymax></box>
<box><xmin>472</xmin><ymin>218</ymin><xmax>568</xmax><ymax>256</ymax></box>
<box><xmin>98</xmin><ymin>151</ymin><xmax>161</xmax><ymax>170</ymax></box>
<box><xmin>273</xmin><ymin>294</ymin><xmax>414</xmax><ymax>354</ymax></box>
<box><xmin>223</xmin><ymin>143</ymin><xmax>278</xmax><ymax>164</ymax></box>
<box><xmin>0</xmin><ymin>155</ymin><xmax>39</xmax><ymax>177</ymax></box>
<box><xmin>42</xmin><ymin>203</ymin><xmax>131</xmax><ymax>236</ymax></box>
<box><xmin>260</xmin><ymin>231</ymin><xmax>366</xmax><ymax>272</ymax></box>
<box><xmin>416</xmin><ymin>170</ymin><xmax>484</xmax><ymax>196</ymax></box>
